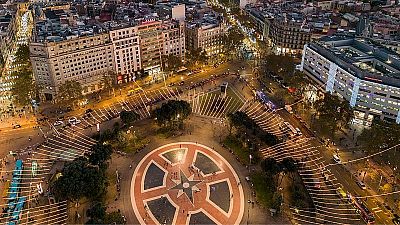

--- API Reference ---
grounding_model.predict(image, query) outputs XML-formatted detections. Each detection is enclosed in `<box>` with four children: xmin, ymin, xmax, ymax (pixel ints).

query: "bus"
<box><xmin>256</xmin><ymin>91</ymin><xmax>275</xmax><ymax>110</ymax></box>
<box><xmin>350</xmin><ymin>196</ymin><xmax>375</xmax><ymax>224</ymax></box>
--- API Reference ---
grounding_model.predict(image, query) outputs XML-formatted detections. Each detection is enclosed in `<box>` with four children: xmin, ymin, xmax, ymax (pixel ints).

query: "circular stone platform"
<box><xmin>131</xmin><ymin>142</ymin><xmax>244</xmax><ymax>225</ymax></box>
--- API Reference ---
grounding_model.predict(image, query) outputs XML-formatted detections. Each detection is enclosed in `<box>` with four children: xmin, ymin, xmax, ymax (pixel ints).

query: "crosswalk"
<box><xmin>264</xmin><ymin>137</ymin><xmax>361</xmax><ymax>224</ymax></box>
<box><xmin>240</xmin><ymin>101</ymin><xmax>287</xmax><ymax>137</ymax></box>
<box><xmin>248</xmin><ymin>102</ymin><xmax>361</xmax><ymax>224</ymax></box>
<box><xmin>189</xmin><ymin>90</ymin><xmax>245</xmax><ymax>118</ymax></box>
<box><xmin>5</xmin><ymin>87</ymin><xmax>184</xmax><ymax>225</ymax></box>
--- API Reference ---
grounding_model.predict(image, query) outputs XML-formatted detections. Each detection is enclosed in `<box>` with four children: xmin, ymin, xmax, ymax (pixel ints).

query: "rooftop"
<box><xmin>312</xmin><ymin>36</ymin><xmax>400</xmax><ymax>88</ymax></box>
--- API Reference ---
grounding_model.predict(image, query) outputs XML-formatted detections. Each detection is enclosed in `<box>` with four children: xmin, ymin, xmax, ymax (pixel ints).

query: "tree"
<box><xmin>287</xmin><ymin>71</ymin><xmax>309</xmax><ymax>95</ymax></box>
<box><xmin>15</xmin><ymin>44</ymin><xmax>30</xmax><ymax>65</ymax></box>
<box><xmin>57</xmin><ymin>80</ymin><xmax>83</xmax><ymax>107</ymax></box>
<box><xmin>162</xmin><ymin>54</ymin><xmax>183</xmax><ymax>72</ymax></box>
<box><xmin>222</xmin><ymin>28</ymin><xmax>244</xmax><ymax>58</ymax></box>
<box><xmin>186</xmin><ymin>48</ymin><xmax>208</xmax><ymax>66</ymax></box>
<box><xmin>261</xmin><ymin>157</ymin><xmax>281</xmax><ymax>177</ymax></box>
<box><xmin>86</xmin><ymin>203</ymin><xmax>125</xmax><ymax>224</ymax></box>
<box><xmin>281</xmin><ymin>157</ymin><xmax>297</xmax><ymax>181</ymax></box>
<box><xmin>358</xmin><ymin>119</ymin><xmax>400</xmax><ymax>154</ymax></box>
<box><xmin>152</xmin><ymin>100</ymin><xmax>191</xmax><ymax>128</ymax></box>
<box><xmin>104</xmin><ymin>211</ymin><xmax>125</xmax><ymax>224</ymax></box>
<box><xmin>101</xmin><ymin>71</ymin><xmax>115</xmax><ymax>96</ymax></box>
<box><xmin>227</xmin><ymin>111</ymin><xmax>255</xmax><ymax>133</ymax></box>
<box><xmin>120</xmin><ymin>110</ymin><xmax>140</xmax><ymax>126</ymax></box>
<box><xmin>262</xmin><ymin>54</ymin><xmax>295</xmax><ymax>78</ymax></box>
<box><xmin>52</xmin><ymin>157</ymin><xmax>107</xmax><ymax>202</ymax></box>
<box><xmin>86</xmin><ymin>143</ymin><xmax>113</xmax><ymax>166</ymax></box>
<box><xmin>314</xmin><ymin>93</ymin><xmax>354</xmax><ymax>136</ymax></box>
<box><xmin>86</xmin><ymin>202</ymin><xmax>106</xmax><ymax>224</ymax></box>
<box><xmin>11</xmin><ymin>67</ymin><xmax>35</xmax><ymax>107</ymax></box>
<box><xmin>227</xmin><ymin>111</ymin><xmax>279</xmax><ymax>145</ymax></box>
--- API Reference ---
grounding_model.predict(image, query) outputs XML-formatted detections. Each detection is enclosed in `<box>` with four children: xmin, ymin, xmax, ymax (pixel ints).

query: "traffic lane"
<box><xmin>328</xmin><ymin>163</ymin><xmax>390</xmax><ymax>224</ymax></box>
<box><xmin>0</xmin><ymin>126</ymin><xmax>48</xmax><ymax>158</ymax></box>
<box><xmin>53</xmin><ymin>61</ymin><xmax>246</xmax><ymax>121</ymax></box>
<box><xmin>277</xmin><ymin>108</ymin><xmax>390</xmax><ymax>224</ymax></box>
<box><xmin>320</xmin><ymin>143</ymin><xmax>391</xmax><ymax>224</ymax></box>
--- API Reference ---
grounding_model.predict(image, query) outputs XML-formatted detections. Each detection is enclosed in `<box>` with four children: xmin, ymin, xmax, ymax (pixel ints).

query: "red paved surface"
<box><xmin>131</xmin><ymin>142</ymin><xmax>244</xmax><ymax>225</ymax></box>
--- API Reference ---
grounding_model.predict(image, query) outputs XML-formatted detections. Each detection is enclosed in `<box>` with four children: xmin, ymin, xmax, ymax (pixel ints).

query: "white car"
<box><xmin>333</xmin><ymin>155</ymin><xmax>342</xmax><ymax>164</ymax></box>
<box><xmin>295</xmin><ymin>128</ymin><xmax>302</xmax><ymax>135</ymax></box>
<box><xmin>68</xmin><ymin>117</ymin><xmax>81</xmax><ymax>125</ymax></box>
<box><xmin>356</xmin><ymin>180</ymin><xmax>367</xmax><ymax>190</ymax></box>
<box><xmin>53</xmin><ymin>121</ymin><xmax>63</xmax><ymax>126</ymax></box>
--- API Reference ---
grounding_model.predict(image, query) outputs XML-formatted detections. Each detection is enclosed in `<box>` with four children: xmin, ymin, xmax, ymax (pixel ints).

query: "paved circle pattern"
<box><xmin>131</xmin><ymin>142</ymin><xmax>244</xmax><ymax>225</ymax></box>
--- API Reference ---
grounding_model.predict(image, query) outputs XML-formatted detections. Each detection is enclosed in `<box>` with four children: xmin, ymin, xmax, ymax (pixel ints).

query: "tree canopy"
<box><xmin>15</xmin><ymin>44</ymin><xmax>30</xmax><ymax>65</ymax></box>
<box><xmin>262</xmin><ymin>54</ymin><xmax>295</xmax><ymax>78</ymax></box>
<box><xmin>52</xmin><ymin>157</ymin><xmax>107</xmax><ymax>202</ymax></box>
<box><xmin>86</xmin><ymin>202</ymin><xmax>125</xmax><ymax>224</ymax></box>
<box><xmin>11</xmin><ymin>67</ymin><xmax>35</xmax><ymax>107</ymax></box>
<box><xmin>86</xmin><ymin>143</ymin><xmax>113</xmax><ymax>166</ymax></box>
<box><xmin>314</xmin><ymin>93</ymin><xmax>354</xmax><ymax>135</ymax></box>
<box><xmin>227</xmin><ymin>111</ymin><xmax>279</xmax><ymax>146</ymax></box>
<box><xmin>152</xmin><ymin>100</ymin><xmax>191</xmax><ymax>128</ymax></box>
<box><xmin>57</xmin><ymin>80</ymin><xmax>83</xmax><ymax>107</ymax></box>
<box><xmin>186</xmin><ymin>48</ymin><xmax>208</xmax><ymax>66</ymax></box>
<box><xmin>358</xmin><ymin>119</ymin><xmax>400</xmax><ymax>154</ymax></box>
<box><xmin>222</xmin><ymin>28</ymin><xmax>244</xmax><ymax>57</ymax></box>
<box><xmin>101</xmin><ymin>71</ymin><xmax>115</xmax><ymax>95</ymax></box>
<box><xmin>120</xmin><ymin>110</ymin><xmax>140</xmax><ymax>126</ymax></box>
<box><xmin>162</xmin><ymin>54</ymin><xmax>183</xmax><ymax>72</ymax></box>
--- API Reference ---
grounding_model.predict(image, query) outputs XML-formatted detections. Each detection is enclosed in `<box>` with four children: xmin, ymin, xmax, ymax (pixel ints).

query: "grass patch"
<box><xmin>223</xmin><ymin>135</ymin><xmax>250</xmax><ymax>165</ymax></box>
<box><xmin>251</xmin><ymin>172</ymin><xmax>275</xmax><ymax>208</ymax></box>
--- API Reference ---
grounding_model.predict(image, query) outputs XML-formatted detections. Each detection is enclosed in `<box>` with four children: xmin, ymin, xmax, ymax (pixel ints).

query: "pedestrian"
<box><xmin>129</xmin><ymin>164</ymin><xmax>132</xmax><ymax>169</ymax></box>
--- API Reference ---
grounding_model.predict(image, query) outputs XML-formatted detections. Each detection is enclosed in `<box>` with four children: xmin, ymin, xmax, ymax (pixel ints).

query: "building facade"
<box><xmin>186</xmin><ymin>22</ymin><xmax>225</xmax><ymax>56</ymax></box>
<box><xmin>136</xmin><ymin>20</ymin><xmax>163</xmax><ymax>78</ymax></box>
<box><xmin>161</xmin><ymin>19</ymin><xmax>185</xmax><ymax>59</ymax></box>
<box><xmin>110</xmin><ymin>27</ymin><xmax>142</xmax><ymax>84</ymax></box>
<box><xmin>265</xmin><ymin>15</ymin><xmax>312</xmax><ymax>55</ymax></box>
<box><xmin>30</xmin><ymin>33</ymin><xmax>114</xmax><ymax>101</ymax></box>
<box><xmin>300</xmin><ymin>36</ymin><xmax>400</xmax><ymax>124</ymax></box>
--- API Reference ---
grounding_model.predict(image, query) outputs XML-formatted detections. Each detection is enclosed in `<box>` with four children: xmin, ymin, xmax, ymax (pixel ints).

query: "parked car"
<box><xmin>85</xmin><ymin>108</ymin><xmax>93</xmax><ymax>114</ymax></box>
<box><xmin>333</xmin><ymin>155</ymin><xmax>342</xmax><ymax>164</ymax></box>
<box><xmin>68</xmin><ymin>117</ymin><xmax>81</xmax><ymax>125</ymax></box>
<box><xmin>356</xmin><ymin>180</ymin><xmax>367</xmax><ymax>190</ymax></box>
<box><xmin>13</xmin><ymin>124</ymin><xmax>21</xmax><ymax>129</ymax></box>
<box><xmin>53</xmin><ymin>121</ymin><xmax>64</xmax><ymax>126</ymax></box>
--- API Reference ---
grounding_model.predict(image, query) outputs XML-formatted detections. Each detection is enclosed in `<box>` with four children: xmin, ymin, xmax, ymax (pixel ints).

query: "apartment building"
<box><xmin>136</xmin><ymin>19</ymin><xmax>163</xmax><ymax>78</ymax></box>
<box><xmin>29</xmin><ymin>3</ymin><xmax>189</xmax><ymax>99</ymax></box>
<box><xmin>265</xmin><ymin>13</ymin><xmax>312</xmax><ymax>55</ymax></box>
<box><xmin>186</xmin><ymin>19</ymin><xmax>225</xmax><ymax>56</ymax></box>
<box><xmin>161</xmin><ymin>19</ymin><xmax>185</xmax><ymax>59</ymax></box>
<box><xmin>110</xmin><ymin>27</ymin><xmax>141</xmax><ymax>84</ymax></box>
<box><xmin>30</xmin><ymin>33</ymin><xmax>114</xmax><ymax>101</ymax></box>
<box><xmin>300</xmin><ymin>36</ymin><xmax>400</xmax><ymax>124</ymax></box>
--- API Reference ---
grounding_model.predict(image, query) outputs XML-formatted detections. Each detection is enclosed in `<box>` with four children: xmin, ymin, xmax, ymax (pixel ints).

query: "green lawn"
<box><xmin>223</xmin><ymin>135</ymin><xmax>250</xmax><ymax>165</ymax></box>
<box><xmin>251</xmin><ymin>172</ymin><xmax>275</xmax><ymax>208</ymax></box>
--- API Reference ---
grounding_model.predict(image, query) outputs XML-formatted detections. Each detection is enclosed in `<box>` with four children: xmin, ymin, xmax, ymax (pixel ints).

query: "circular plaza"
<box><xmin>130</xmin><ymin>142</ymin><xmax>244</xmax><ymax>225</ymax></box>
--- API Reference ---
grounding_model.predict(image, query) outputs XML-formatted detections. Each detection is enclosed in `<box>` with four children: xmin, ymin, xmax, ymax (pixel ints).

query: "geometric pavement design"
<box><xmin>131</xmin><ymin>142</ymin><xmax>244</xmax><ymax>225</ymax></box>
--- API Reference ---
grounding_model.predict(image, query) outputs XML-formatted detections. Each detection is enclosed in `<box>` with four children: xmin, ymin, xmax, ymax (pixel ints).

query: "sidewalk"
<box><xmin>0</xmin><ymin>114</ymin><xmax>37</xmax><ymax>130</ymax></box>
